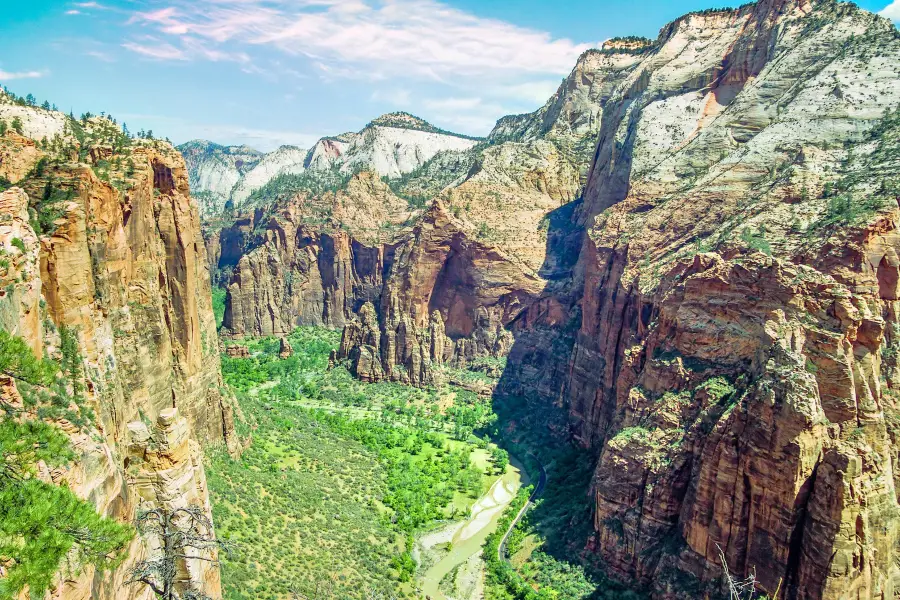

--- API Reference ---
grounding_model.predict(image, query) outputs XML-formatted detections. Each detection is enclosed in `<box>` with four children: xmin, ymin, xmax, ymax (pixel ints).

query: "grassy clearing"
<box><xmin>209</xmin><ymin>327</ymin><xmax>509</xmax><ymax>599</ymax></box>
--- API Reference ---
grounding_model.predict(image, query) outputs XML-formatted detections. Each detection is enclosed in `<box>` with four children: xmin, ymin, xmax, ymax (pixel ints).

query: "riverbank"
<box><xmin>419</xmin><ymin>456</ymin><xmax>531</xmax><ymax>600</ymax></box>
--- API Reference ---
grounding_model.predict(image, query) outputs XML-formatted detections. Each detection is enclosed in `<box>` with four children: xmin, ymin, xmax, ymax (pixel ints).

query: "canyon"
<box><xmin>192</xmin><ymin>0</ymin><xmax>900</xmax><ymax>598</ymax></box>
<box><xmin>2</xmin><ymin>0</ymin><xmax>900</xmax><ymax>598</ymax></box>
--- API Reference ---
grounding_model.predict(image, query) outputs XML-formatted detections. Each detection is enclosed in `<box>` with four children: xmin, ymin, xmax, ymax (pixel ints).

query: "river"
<box><xmin>419</xmin><ymin>456</ymin><xmax>530</xmax><ymax>599</ymax></box>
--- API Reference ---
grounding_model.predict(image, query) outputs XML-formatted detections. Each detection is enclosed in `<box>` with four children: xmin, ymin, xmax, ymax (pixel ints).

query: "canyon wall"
<box><xmin>500</xmin><ymin>1</ymin><xmax>900</xmax><ymax>598</ymax></box>
<box><xmin>337</xmin><ymin>0</ymin><xmax>900</xmax><ymax>598</ymax></box>
<box><xmin>211</xmin><ymin>48</ymin><xmax>630</xmax><ymax>381</ymax></box>
<box><xmin>0</xmin><ymin>100</ymin><xmax>234</xmax><ymax>599</ymax></box>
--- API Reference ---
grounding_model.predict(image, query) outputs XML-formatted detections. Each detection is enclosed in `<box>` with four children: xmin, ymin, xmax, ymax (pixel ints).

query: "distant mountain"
<box><xmin>180</xmin><ymin>113</ymin><xmax>480</xmax><ymax>218</ymax></box>
<box><xmin>178</xmin><ymin>140</ymin><xmax>264</xmax><ymax>216</ymax></box>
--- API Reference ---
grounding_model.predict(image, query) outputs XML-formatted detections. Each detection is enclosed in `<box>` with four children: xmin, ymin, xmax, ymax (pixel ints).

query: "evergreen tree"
<box><xmin>0</xmin><ymin>330</ymin><xmax>133</xmax><ymax>598</ymax></box>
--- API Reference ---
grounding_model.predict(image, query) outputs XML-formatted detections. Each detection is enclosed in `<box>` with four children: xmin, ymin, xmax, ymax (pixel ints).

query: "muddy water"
<box><xmin>420</xmin><ymin>456</ymin><xmax>530</xmax><ymax>599</ymax></box>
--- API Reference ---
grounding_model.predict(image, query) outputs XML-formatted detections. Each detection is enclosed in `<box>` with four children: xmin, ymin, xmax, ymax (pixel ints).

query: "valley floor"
<box><xmin>208</xmin><ymin>328</ymin><xmax>507</xmax><ymax>599</ymax></box>
<box><xmin>207</xmin><ymin>327</ymin><xmax>644</xmax><ymax>600</ymax></box>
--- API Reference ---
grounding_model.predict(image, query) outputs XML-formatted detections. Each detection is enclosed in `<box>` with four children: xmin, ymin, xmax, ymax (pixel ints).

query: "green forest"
<box><xmin>209</xmin><ymin>328</ymin><xmax>508</xmax><ymax>599</ymax></box>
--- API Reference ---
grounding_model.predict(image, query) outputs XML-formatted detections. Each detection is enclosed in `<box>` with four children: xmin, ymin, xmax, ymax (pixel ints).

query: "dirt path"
<box><xmin>497</xmin><ymin>458</ymin><xmax>546</xmax><ymax>563</ymax></box>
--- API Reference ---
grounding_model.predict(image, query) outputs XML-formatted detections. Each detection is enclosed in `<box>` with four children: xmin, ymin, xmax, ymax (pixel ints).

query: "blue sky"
<box><xmin>2</xmin><ymin>0</ymin><xmax>898</xmax><ymax>151</ymax></box>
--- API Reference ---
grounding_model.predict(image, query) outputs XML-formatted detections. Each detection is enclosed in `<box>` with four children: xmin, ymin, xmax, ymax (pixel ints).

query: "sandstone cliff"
<box><xmin>210</xmin><ymin>43</ymin><xmax>621</xmax><ymax>349</ymax></box>
<box><xmin>0</xmin><ymin>97</ymin><xmax>234</xmax><ymax>599</ymax></box>
<box><xmin>338</xmin><ymin>0</ymin><xmax>900</xmax><ymax>598</ymax></box>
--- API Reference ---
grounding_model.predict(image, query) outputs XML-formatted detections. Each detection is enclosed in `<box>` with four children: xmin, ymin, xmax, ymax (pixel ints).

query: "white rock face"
<box><xmin>340</xmin><ymin>126</ymin><xmax>478</xmax><ymax>179</ymax></box>
<box><xmin>195</xmin><ymin>159</ymin><xmax>242</xmax><ymax>201</ymax></box>
<box><xmin>305</xmin><ymin>137</ymin><xmax>350</xmax><ymax>171</ymax></box>
<box><xmin>178</xmin><ymin>141</ymin><xmax>263</xmax><ymax>217</ymax></box>
<box><xmin>0</xmin><ymin>104</ymin><xmax>69</xmax><ymax>141</ymax></box>
<box><xmin>231</xmin><ymin>145</ymin><xmax>308</xmax><ymax>205</ymax></box>
<box><xmin>182</xmin><ymin>115</ymin><xmax>480</xmax><ymax>217</ymax></box>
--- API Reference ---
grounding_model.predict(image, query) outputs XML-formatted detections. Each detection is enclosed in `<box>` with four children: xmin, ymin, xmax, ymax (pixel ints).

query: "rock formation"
<box><xmin>337</xmin><ymin>201</ymin><xmax>540</xmax><ymax>385</ymax></box>
<box><xmin>336</xmin><ymin>1</ymin><xmax>900</xmax><ymax>598</ymax></box>
<box><xmin>179</xmin><ymin>140</ymin><xmax>263</xmax><ymax>218</ymax></box>
<box><xmin>278</xmin><ymin>337</ymin><xmax>293</xmax><ymax>359</ymax></box>
<box><xmin>218</xmin><ymin>172</ymin><xmax>412</xmax><ymax>335</ymax></box>
<box><xmin>206</xmin><ymin>46</ymin><xmax>618</xmax><ymax>351</ymax></box>
<box><xmin>0</xmin><ymin>94</ymin><xmax>234</xmax><ymax>599</ymax></box>
<box><xmin>180</xmin><ymin>112</ymin><xmax>480</xmax><ymax>220</ymax></box>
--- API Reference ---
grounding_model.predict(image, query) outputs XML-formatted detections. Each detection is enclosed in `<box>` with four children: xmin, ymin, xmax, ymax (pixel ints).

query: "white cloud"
<box><xmin>423</xmin><ymin>97</ymin><xmax>484</xmax><ymax>111</ymax></box>
<box><xmin>122</xmin><ymin>40</ymin><xmax>188</xmax><ymax>61</ymax></box>
<box><xmin>881</xmin><ymin>0</ymin><xmax>900</xmax><ymax>23</ymax></box>
<box><xmin>66</xmin><ymin>9</ymin><xmax>81</xmax><ymax>15</ymax></box>
<box><xmin>371</xmin><ymin>88</ymin><xmax>412</xmax><ymax>107</ymax></box>
<box><xmin>86</xmin><ymin>50</ymin><xmax>116</xmax><ymax>62</ymax></box>
<box><xmin>0</xmin><ymin>70</ymin><xmax>46</xmax><ymax>81</ymax></box>
<box><xmin>118</xmin><ymin>0</ymin><xmax>595</xmax><ymax>138</ymax></box>
<box><xmin>124</xmin><ymin>0</ymin><xmax>591</xmax><ymax>81</ymax></box>
<box><xmin>419</xmin><ymin>96</ymin><xmax>520</xmax><ymax>135</ymax></box>
<box><xmin>502</xmin><ymin>80</ymin><xmax>561</xmax><ymax>105</ymax></box>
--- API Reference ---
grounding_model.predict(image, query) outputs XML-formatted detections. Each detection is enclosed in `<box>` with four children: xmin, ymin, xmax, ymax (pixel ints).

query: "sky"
<box><xmin>1</xmin><ymin>0</ymin><xmax>898</xmax><ymax>152</ymax></box>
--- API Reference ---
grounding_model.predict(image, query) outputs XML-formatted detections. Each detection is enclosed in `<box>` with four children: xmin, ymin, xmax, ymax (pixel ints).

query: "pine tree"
<box><xmin>0</xmin><ymin>330</ymin><xmax>134</xmax><ymax>597</ymax></box>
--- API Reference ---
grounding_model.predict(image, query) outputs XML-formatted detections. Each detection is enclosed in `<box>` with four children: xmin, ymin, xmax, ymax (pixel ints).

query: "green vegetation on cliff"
<box><xmin>0</xmin><ymin>331</ymin><xmax>133</xmax><ymax>599</ymax></box>
<box><xmin>483</xmin><ymin>392</ymin><xmax>646</xmax><ymax>600</ymax></box>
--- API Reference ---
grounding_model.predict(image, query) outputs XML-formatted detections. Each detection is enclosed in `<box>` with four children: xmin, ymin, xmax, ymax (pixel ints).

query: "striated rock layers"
<box><xmin>338</xmin><ymin>201</ymin><xmax>543</xmax><ymax>386</ymax></box>
<box><xmin>212</xmin><ymin>45</ymin><xmax>626</xmax><ymax>366</ymax></box>
<box><xmin>0</xmin><ymin>98</ymin><xmax>234</xmax><ymax>600</ymax></box>
<box><xmin>338</xmin><ymin>1</ymin><xmax>900</xmax><ymax>599</ymax></box>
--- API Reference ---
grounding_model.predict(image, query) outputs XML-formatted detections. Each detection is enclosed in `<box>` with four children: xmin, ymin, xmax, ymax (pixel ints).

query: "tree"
<box><xmin>10</xmin><ymin>117</ymin><xmax>22</xmax><ymax>135</ymax></box>
<box><xmin>128</xmin><ymin>505</ymin><xmax>231</xmax><ymax>600</ymax></box>
<box><xmin>718</xmin><ymin>544</ymin><xmax>778</xmax><ymax>600</ymax></box>
<box><xmin>0</xmin><ymin>121</ymin><xmax>6</xmax><ymax>136</ymax></box>
<box><xmin>24</xmin><ymin>94</ymin><xmax>35</xmax><ymax>106</ymax></box>
<box><xmin>41</xmin><ymin>100</ymin><xmax>50</xmax><ymax>110</ymax></box>
<box><xmin>490</xmin><ymin>446</ymin><xmax>509</xmax><ymax>474</ymax></box>
<box><xmin>0</xmin><ymin>331</ymin><xmax>133</xmax><ymax>598</ymax></box>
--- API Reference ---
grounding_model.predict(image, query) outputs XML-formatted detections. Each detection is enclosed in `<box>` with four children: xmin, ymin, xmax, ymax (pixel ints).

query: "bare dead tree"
<box><xmin>128</xmin><ymin>505</ymin><xmax>233</xmax><ymax>600</ymax></box>
<box><xmin>717</xmin><ymin>543</ymin><xmax>765</xmax><ymax>600</ymax></box>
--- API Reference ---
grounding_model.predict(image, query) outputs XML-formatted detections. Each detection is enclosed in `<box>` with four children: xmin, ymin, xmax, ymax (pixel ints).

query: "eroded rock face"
<box><xmin>219</xmin><ymin>177</ymin><xmax>403</xmax><ymax>335</ymax></box>
<box><xmin>0</xmin><ymin>102</ymin><xmax>234</xmax><ymax>599</ymax></box>
<box><xmin>337</xmin><ymin>201</ymin><xmax>539</xmax><ymax>385</ymax></box>
<box><xmin>338</xmin><ymin>1</ymin><xmax>900</xmax><ymax>598</ymax></box>
<box><xmin>211</xmin><ymin>38</ymin><xmax>622</xmax><ymax>357</ymax></box>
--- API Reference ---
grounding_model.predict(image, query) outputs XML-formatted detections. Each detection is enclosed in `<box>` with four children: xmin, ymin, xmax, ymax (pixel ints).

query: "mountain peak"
<box><xmin>177</xmin><ymin>139</ymin><xmax>263</xmax><ymax>156</ymax></box>
<box><xmin>365</xmin><ymin>112</ymin><xmax>483</xmax><ymax>141</ymax></box>
<box><xmin>368</xmin><ymin>112</ymin><xmax>434</xmax><ymax>130</ymax></box>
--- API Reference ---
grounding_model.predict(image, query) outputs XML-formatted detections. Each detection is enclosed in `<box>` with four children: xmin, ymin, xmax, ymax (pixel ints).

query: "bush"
<box><xmin>212</xmin><ymin>286</ymin><xmax>227</xmax><ymax>329</ymax></box>
<box><xmin>809</xmin><ymin>193</ymin><xmax>887</xmax><ymax>232</ymax></box>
